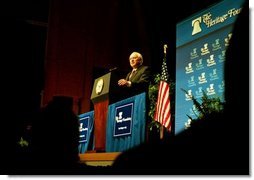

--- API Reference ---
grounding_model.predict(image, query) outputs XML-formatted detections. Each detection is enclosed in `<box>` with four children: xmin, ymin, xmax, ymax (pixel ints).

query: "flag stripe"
<box><xmin>157</xmin><ymin>82</ymin><xmax>167</xmax><ymax>124</ymax></box>
<box><xmin>155</xmin><ymin>82</ymin><xmax>164</xmax><ymax>122</ymax></box>
<box><xmin>159</xmin><ymin>83</ymin><xmax>169</xmax><ymax>125</ymax></box>
<box><xmin>161</xmin><ymin>84</ymin><xmax>169</xmax><ymax>116</ymax></box>
<box><xmin>164</xmin><ymin>102</ymin><xmax>171</xmax><ymax>120</ymax></box>
<box><xmin>158</xmin><ymin>84</ymin><xmax>167</xmax><ymax>123</ymax></box>
<box><xmin>162</xmin><ymin>98</ymin><xmax>170</xmax><ymax>125</ymax></box>
<box><xmin>163</xmin><ymin>105</ymin><xmax>171</xmax><ymax>127</ymax></box>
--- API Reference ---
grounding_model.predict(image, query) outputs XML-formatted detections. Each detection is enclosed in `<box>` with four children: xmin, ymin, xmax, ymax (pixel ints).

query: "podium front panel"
<box><xmin>106</xmin><ymin>92</ymin><xmax>146</xmax><ymax>152</ymax></box>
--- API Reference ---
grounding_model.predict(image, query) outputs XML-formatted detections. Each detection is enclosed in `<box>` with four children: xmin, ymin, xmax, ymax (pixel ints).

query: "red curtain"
<box><xmin>43</xmin><ymin>0</ymin><xmax>172</xmax><ymax>114</ymax></box>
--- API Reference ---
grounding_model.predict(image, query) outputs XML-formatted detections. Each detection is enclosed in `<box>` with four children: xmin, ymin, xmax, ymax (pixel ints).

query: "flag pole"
<box><xmin>159</xmin><ymin>44</ymin><xmax>168</xmax><ymax>140</ymax></box>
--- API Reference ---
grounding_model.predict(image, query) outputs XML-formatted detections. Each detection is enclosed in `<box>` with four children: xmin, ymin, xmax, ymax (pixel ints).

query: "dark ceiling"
<box><xmin>0</xmin><ymin>0</ymin><xmax>50</xmax><ymax>22</ymax></box>
<box><xmin>0</xmin><ymin>0</ymin><xmax>222</xmax><ymax>23</ymax></box>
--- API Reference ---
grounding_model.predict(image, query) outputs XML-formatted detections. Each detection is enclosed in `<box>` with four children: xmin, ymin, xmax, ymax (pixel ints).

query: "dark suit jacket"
<box><xmin>125</xmin><ymin>65</ymin><xmax>151</xmax><ymax>95</ymax></box>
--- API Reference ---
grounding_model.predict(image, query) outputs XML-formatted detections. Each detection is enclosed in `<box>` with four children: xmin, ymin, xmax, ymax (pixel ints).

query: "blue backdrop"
<box><xmin>175</xmin><ymin>0</ymin><xmax>245</xmax><ymax>134</ymax></box>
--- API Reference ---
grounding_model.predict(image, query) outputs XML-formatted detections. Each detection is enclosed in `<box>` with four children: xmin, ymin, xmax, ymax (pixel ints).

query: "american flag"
<box><xmin>154</xmin><ymin>55</ymin><xmax>171</xmax><ymax>131</ymax></box>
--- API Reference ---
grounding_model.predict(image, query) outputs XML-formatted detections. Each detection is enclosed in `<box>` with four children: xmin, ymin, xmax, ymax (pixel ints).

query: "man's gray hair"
<box><xmin>132</xmin><ymin>52</ymin><xmax>143</xmax><ymax>65</ymax></box>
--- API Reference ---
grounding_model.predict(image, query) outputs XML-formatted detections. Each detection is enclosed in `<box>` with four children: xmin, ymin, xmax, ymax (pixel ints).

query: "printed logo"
<box><xmin>185</xmin><ymin>118</ymin><xmax>192</xmax><ymax>130</ymax></box>
<box><xmin>195</xmin><ymin>87</ymin><xmax>203</xmax><ymax>98</ymax></box>
<box><xmin>79</xmin><ymin>117</ymin><xmax>89</xmax><ymax>143</ymax></box>
<box><xmin>218</xmin><ymin>50</ymin><xmax>226</xmax><ymax>62</ymax></box>
<box><xmin>185</xmin><ymin>90</ymin><xmax>193</xmax><ymax>101</ymax></box>
<box><xmin>190</xmin><ymin>48</ymin><xmax>199</xmax><ymax>59</ymax></box>
<box><xmin>187</xmin><ymin>75</ymin><xmax>196</xmax><ymax>87</ymax></box>
<box><xmin>114</xmin><ymin>103</ymin><xmax>133</xmax><ymax>137</ymax></box>
<box><xmin>218</xmin><ymin>80</ymin><xmax>225</xmax><ymax>93</ymax></box>
<box><xmin>185</xmin><ymin>62</ymin><xmax>194</xmax><ymax>74</ymax></box>
<box><xmin>224</xmin><ymin>33</ymin><xmax>233</xmax><ymax>47</ymax></box>
<box><xmin>207</xmin><ymin>54</ymin><xmax>216</xmax><ymax>67</ymax></box>
<box><xmin>192</xmin><ymin>17</ymin><xmax>202</xmax><ymax>35</ymax></box>
<box><xmin>195</xmin><ymin>59</ymin><xmax>204</xmax><ymax>70</ymax></box>
<box><xmin>212</xmin><ymin>39</ymin><xmax>222</xmax><ymax>51</ymax></box>
<box><xmin>209</xmin><ymin>69</ymin><xmax>219</xmax><ymax>81</ymax></box>
<box><xmin>198</xmin><ymin>72</ymin><xmax>207</xmax><ymax>84</ymax></box>
<box><xmin>206</xmin><ymin>84</ymin><xmax>216</xmax><ymax>95</ymax></box>
<box><xmin>201</xmin><ymin>43</ymin><xmax>210</xmax><ymax>55</ymax></box>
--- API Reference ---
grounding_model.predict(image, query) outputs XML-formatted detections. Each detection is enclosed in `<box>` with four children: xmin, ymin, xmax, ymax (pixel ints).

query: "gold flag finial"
<box><xmin>163</xmin><ymin>44</ymin><xmax>168</xmax><ymax>55</ymax></box>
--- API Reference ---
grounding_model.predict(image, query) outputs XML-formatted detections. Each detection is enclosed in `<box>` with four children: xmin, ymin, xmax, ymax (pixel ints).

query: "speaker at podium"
<box><xmin>90</xmin><ymin>68</ymin><xmax>127</xmax><ymax>152</ymax></box>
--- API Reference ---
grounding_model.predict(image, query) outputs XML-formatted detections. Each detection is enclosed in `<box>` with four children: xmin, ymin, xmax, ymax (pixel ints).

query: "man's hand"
<box><xmin>118</xmin><ymin>79</ymin><xmax>131</xmax><ymax>87</ymax></box>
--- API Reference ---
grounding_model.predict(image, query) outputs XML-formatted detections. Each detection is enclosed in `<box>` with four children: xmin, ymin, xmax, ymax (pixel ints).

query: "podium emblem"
<box><xmin>96</xmin><ymin>78</ymin><xmax>104</xmax><ymax>95</ymax></box>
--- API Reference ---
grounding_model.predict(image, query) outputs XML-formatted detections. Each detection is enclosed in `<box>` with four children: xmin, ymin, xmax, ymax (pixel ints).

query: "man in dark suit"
<box><xmin>118</xmin><ymin>52</ymin><xmax>151</xmax><ymax>96</ymax></box>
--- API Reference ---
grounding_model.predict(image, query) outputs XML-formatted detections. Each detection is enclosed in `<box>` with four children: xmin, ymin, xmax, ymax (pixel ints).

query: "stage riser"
<box><xmin>79</xmin><ymin>152</ymin><xmax>121</xmax><ymax>166</ymax></box>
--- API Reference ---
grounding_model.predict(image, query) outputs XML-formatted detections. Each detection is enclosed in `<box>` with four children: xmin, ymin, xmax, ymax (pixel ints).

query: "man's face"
<box><xmin>129</xmin><ymin>53</ymin><xmax>141</xmax><ymax>69</ymax></box>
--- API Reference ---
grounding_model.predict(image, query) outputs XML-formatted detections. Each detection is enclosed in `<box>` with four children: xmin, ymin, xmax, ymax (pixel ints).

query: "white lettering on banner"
<box><xmin>203</xmin><ymin>8</ymin><xmax>242</xmax><ymax>28</ymax></box>
<box><xmin>115</xmin><ymin>117</ymin><xmax>131</xmax><ymax>123</ymax></box>
<box><xmin>192</xmin><ymin>7</ymin><xmax>242</xmax><ymax>36</ymax></box>
<box><xmin>118</xmin><ymin>126</ymin><xmax>127</xmax><ymax>130</ymax></box>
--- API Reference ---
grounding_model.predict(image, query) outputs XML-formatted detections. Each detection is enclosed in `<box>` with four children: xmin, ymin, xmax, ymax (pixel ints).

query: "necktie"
<box><xmin>129</xmin><ymin>69</ymin><xmax>136</xmax><ymax>79</ymax></box>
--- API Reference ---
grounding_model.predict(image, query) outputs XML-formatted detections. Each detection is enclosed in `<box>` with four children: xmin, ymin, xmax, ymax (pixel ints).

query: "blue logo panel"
<box><xmin>79</xmin><ymin>116</ymin><xmax>89</xmax><ymax>143</ymax></box>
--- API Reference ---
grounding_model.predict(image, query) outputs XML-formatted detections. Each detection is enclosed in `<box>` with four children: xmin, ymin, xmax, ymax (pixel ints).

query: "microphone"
<box><xmin>109</xmin><ymin>67</ymin><xmax>118</xmax><ymax>72</ymax></box>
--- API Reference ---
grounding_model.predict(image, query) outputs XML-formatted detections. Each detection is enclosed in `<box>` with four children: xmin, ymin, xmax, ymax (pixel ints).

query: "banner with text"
<box><xmin>106</xmin><ymin>92</ymin><xmax>146</xmax><ymax>152</ymax></box>
<box><xmin>175</xmin><ymin>0</ymin><xmax>245</xmax><ymax>134</ymax></box>
<box><xmin>78</xmin><ymin>111</ymin><xmax>94</xmax><ymax>153</ymax></box>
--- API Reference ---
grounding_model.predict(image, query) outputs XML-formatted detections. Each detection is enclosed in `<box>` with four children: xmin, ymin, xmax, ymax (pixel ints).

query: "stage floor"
<box><xmin>79</xmin><ymin>152</ymin><xmax>121</xmax><ymax>166</ymax></box>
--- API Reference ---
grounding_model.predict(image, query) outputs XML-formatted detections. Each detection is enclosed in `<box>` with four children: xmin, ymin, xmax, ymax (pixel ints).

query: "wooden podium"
<box><xmin>90</xmin><ymin>70</ymin><xmax>124</xmax><ymax>152</ymax></box>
